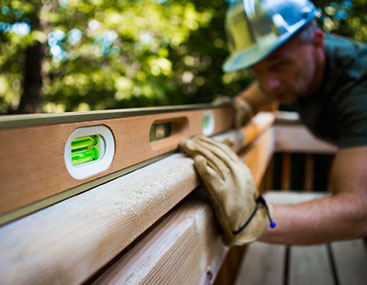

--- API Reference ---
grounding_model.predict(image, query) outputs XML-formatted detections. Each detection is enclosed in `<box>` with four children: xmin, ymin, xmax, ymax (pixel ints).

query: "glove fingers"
<box><xmin>194</xmin><ymin>155</ymin><xmax>222</xmax><ymax>190</ymax></box>
<box><xmin>193</xmin><ymin>136</ymin><xmax>241</xmax><ymax>167</ymax></box>
<box><xmin>180</xmin><ymin>138</ymin><xmax>229</xmax><ymax>180</ymax></box>
<box><xmin>194</xmin><ymin>155</ymin><xmax>233</xmax><ymax>243</ymax></box>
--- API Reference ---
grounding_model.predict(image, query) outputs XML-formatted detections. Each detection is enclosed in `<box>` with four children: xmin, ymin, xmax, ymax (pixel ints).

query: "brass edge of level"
<box><xmin>0</xmin><ymin>104</ymin><xmax>230</xmax><ymax>129</ymax></box>
<box><xmin>0</xmin><ymin>151</ymin><xmax>175</xmax><ymax>227</ymax></box>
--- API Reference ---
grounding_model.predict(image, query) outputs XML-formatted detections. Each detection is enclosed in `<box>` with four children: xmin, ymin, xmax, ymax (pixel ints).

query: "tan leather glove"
<box><xmin>180</xmin><ymin>135</ymin><xmax>274</xmax><ymax>246</ymax></box>
<box><xmin>213</xmin><ymin>96</ymin><xmax>253</xmax><ymax>128</ymax></box>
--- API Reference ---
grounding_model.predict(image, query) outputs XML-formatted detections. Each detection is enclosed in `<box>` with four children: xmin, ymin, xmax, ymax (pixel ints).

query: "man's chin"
<box><xmin>274</xmin><ymin>92</ymin><xmax>297</xmax><ymax>104</ymax></box>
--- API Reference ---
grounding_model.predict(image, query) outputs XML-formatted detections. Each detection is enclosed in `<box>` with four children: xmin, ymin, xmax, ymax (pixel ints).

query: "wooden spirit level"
<box><xmin>0</xmin><ymin>104</ymin><xmax>234</xmax><ymax>225</ymax></box>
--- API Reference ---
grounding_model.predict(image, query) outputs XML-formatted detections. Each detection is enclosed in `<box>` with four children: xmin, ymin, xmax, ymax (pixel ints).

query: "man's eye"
<box><xmin>272</xmin><ymin>61</ymin><xmax>288</xmax><ymax>70</ymax></box>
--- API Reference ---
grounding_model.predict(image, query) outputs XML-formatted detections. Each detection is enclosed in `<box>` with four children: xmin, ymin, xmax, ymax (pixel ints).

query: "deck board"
<box><xmin>331</xmin><ymin>240</ymin><xmax>367</xmax><ymax>285</ymax></box>
<box><xmin>289</xmin><ymin>245</ymin><xmax>334</xmax><ymax>285</ymax></box>
<box><xmin>234</xmin><ymin>242</ymin><xmax>286</xmax><ymax>285</ymax></box>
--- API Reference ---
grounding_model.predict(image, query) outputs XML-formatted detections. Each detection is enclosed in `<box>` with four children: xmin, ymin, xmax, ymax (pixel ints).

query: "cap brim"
<box><xmin>223</xmin><ymin>33</ymin><xmax>293</xmax><ymax>73</ymax></box>
<box><xmin>222</xmin><ymin>13</ymin><xmax>319</xmax><ymax>73</ymax></box>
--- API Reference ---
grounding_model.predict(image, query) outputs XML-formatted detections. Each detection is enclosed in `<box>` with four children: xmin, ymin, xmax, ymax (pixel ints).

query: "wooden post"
<box><xmin>263</xmin><ymin>156</ymin><xmax>275</xmax><ymax>190</ymax></box>
<box><xmin>281</xmin><ymin>153</ymin><xmax>291</xmax><ymax>191</ymax></box>
<box><xmin>304</xmin><ymin>154</ymin><xmax>314</xmax><ymax>192</ymax></box>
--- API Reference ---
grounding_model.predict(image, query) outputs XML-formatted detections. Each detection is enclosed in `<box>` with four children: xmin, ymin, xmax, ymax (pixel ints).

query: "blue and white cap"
<box><xmin>223</xmin><ymin>0</ymin><xmax>321</xmax><ymax>72</ymax></box>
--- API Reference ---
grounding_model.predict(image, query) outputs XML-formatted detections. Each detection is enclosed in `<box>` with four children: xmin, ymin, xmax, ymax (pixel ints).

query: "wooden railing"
<box><xmin>0</xmin><ymin>110</ymin><xmax>344</xmax><ymax>284</ymax></box>
<box><xmin>267</xmin><ymin>111</ymin><xmax>337</xmax><ymax>192</ymax></box>
<box><xmin>215</xmin><ymin>112</ymin><xmax>339</xmax><ymax>284</ymax></box>
<box><xmin>0</xmin><ymin>109</ymin><xmax>274</xmax><ymax>284</ymax></box>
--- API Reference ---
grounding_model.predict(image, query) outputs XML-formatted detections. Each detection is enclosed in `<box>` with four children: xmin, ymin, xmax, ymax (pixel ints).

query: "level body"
<box><xmin>0</xmin><ymin>105</ymin><xmax>233</xmax><ymax>224</ymax></box>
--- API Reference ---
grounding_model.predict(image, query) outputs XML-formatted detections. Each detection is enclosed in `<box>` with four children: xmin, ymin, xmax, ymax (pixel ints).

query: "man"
<box><xmin>180</xmin><ymin>0</ymin><xmax>367</xmax><ymax>246</ymax></box>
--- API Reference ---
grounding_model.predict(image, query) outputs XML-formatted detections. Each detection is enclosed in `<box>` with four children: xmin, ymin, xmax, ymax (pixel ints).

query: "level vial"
<box><xmin>71</xmin><ymin>135</ymin><xmax>100</xmax><ymax>166</ymax></box>
<box><xmin>202</xmin><ymin>111</ymin><xmax>215</xmax><ymax>136</ymax></box>
<box><xmin>202</xmin><ymin>115</ymin><xmax>210</xmax><ymax>130</ymax></box>
<box><xmin>150</xmin><ymin>122</ymin><xmax>172</xmax><ymax>142</ymax></box>
<box><xmin>65</xmin><ymin>125</ymin><xmax>115</xmax><ymax>180</ymax></box>
<box><xmin>71</xmin><ymin>135</ymin><xmax>99</xmax><ymax>152</ymax></box>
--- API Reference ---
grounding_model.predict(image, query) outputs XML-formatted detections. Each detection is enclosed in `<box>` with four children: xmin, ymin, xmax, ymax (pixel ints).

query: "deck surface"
<box><xmin>235</xmin><ymin>192</ymin><xmax>367</xmax><ymax>285</ymax></box>
<box><xmin>236</xmin><ymin>239</ymin><xmax>367</xmax><ymax>285</ymax></box>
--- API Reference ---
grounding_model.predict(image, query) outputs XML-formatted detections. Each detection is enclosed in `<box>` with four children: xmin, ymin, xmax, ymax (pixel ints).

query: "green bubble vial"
<box><xmin>71</xmin><ymin>135</ymin><xmax>100</xmax><ymax>166</ymax></box>
<box><xmin>202</xmin><ymin>115</ymin><xmax>210</xmax><ymax>129</ymax></box>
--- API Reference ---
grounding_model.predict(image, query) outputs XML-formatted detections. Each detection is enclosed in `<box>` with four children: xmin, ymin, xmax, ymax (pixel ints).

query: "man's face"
<box><xmin>250</xmin><ymin>34</ymin><xmax>322</xmax><ymax>104</ymax></box>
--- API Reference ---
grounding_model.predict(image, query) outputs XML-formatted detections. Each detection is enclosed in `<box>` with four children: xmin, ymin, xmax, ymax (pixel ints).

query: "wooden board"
<box><xmin>239</xmin><ymin>126</ymin><xmax>274</xmax><ymax>187</ymax></box>
<box><xmin>331</xmin><ymin>240</ymin><xmax>367</xmax><ymax>285</ymax></box>
<box><xmin>274</xmin><ymin>124</ymin><xmax>337</xmax><ymax>154</ymax></box>
<box><xmin>0</xmin><ymin>107</ymin><xmax>233</xmax><ymax>222</ymax></box>
<box><xmin>90</xmin><ymin>128</ymin><xmax>275</xmax><ymax>284</ymax></box>
<box><xmin>289</xmin><ymin>245</ymin><xmax>334</xmax><ymax>285</ymax></box>
<box><xmin>91</xmin><ymin>190</ymin><xmax>227</xmax><ymax>285</ymax></box>
<box><xmin>234</xmin><ymin>242</ymin><xmax>286</xmax><ymax>285</ymax></box>
<box><xmin>264</xmin><ymin>191</ymin><xmax>327</xmax><ymax>205</ymax></box>
<box><xmin>0</xmin><ymin>119</ymin><xmax>274</xmax><ymax>285</ymax></box>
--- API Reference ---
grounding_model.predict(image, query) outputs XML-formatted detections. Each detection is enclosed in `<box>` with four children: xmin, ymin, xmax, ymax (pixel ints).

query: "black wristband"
<box><xmin>232</xmin><ymin>195</ymin><xmax>276</xmax><ymax>235</ymax></box>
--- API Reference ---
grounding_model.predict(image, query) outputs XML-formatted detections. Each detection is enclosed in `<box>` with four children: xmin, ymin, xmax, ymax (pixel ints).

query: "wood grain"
<box><xmin>274</xmin><ymin>124</ymin><xmax>337</xmax><ymax>154</ymax></box>
<box><xmin>289</xmin><ymin>245</ymin><xmax>334</xmax><ymax>285</ymax></box>
<box><xmin>331</xmin><ymin>240</ymin><xmax>367</xmax><ymax>285</ymax></box>
<box><xmin>0</xmin><ymin>108</ymin><xmax>232</xmax><ymax>217</ymax></box>
<box><xmin>91</xmin><ymin>128</ymin><xmax>275</xmax><ymax>284</ymax></box>
<box><xmin>91</xmin><ymin>190</ymin><xmax>227</xmax><ymax>285</ymax></box>
<box><xmin>264</xmin><ymin>191</ymin><xmax>327</xmax><ymax>205</ymax></box>
<box><xmin>234</xmin><ymin>242</ymin><xmax>286</xmax><ymax>285</ymax></box>
<box><xmin>281</xmin><ymin>153</ymin><xmax>291</xmax><ymax>191</ymax></box>
<box><xmin>304</xmin><ymin>154</ymin><xmax>314</xmax><ymax>192</ymax></box>
<box><xmin>0</xmin><ymin>117</ymin><xmax>274</xmax><ymax>285</ymax></box>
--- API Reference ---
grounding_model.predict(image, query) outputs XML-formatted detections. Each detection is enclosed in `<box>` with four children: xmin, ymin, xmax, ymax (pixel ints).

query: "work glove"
<box><xmin>213</xmin><ymin>96</ymin><xmax>253</xmax><ymax>128</ymax></box>
<box><xmin>180</xmin><ymin>135</ymin><xmax>275</xmax><ymax>246</ymax></box>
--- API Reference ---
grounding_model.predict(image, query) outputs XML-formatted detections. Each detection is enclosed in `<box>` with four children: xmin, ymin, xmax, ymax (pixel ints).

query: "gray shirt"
<box><xmin>293</xmin><ymin>33</ymin><xmax>367</xmax><ymax>148</ymax></box>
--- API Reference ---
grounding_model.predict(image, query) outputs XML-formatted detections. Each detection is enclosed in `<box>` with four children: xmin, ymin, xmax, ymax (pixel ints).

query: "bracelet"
<box><xmin>232</xmin><ymin>195</ymin><xmax>276</xmax><ymax>235</ymax></box>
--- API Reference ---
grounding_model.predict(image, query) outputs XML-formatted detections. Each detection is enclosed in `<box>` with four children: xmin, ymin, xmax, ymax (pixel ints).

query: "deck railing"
<box><xmin>265</xmin><ymin>111</ymin><xmax>337</xmax><ymax>193</ymax></box>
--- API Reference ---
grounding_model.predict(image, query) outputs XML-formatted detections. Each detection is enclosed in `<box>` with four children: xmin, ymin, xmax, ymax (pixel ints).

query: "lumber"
<box><xmin>234</xmin><ymin>242</ymin><xmax>286</xmax><ymax>285</ymax></box>
<box><xmin>0</xmin><ymin>106</ymin><xmax>233</xmax><ymax>224</ymax></box>
<box><xmin>274</xmin><ymin>124</ymin><xmax>337</xmax><ymax>153</ymax></box>
<box><xmin>91</xmin><ymin>128</ymin><xmax>275</xmax><ymax>284</ymax></box>
<box><xmin>91</xmin><ymin>189</ymin><xmax>227</xmax><ymax>285</ymax></box>
<box><xmin>331</xmin><ymin>239</ymin><xmax>367</xmax><ymax>285</ymax></box>
<box><xmin>289</xmin><ymin>245</ymin><xmax>334</xmax><ymax>285</ymax></box>
<box><xmin>275</xmin><ymin>111</ymin><xmax>301</xmax><ymax>124</ymax></box>
<box><xmin>304</xmin><ymin>154</ymin><xmax>314</xmax><ymax>191</ymax></box>
<box><xmin>264</xmin><ymin>191</ymin><xmax>327</xmax><ymax>205</ymax></box>
<box><xmin>281</xmin><ymin>153</ymin><xmax>291</xmax><ymax>191</ymax></box>
<box><xmin>0</xmin><ymin>114</ymin><xmax>274</xmax><ymax>284</ymax></box>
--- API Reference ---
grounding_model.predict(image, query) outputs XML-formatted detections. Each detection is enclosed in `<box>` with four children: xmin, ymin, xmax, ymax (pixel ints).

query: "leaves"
<box><xmin>0</xmin><ymin>0</ymin><xmax>365</xmax><ymax>113</ymax></box>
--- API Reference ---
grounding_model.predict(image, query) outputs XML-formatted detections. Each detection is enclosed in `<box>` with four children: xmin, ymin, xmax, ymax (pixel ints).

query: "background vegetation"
<box><xmin>0</xmin><ymin>0</ymin><xmax>366</xmax><ymax>114</ymax></box>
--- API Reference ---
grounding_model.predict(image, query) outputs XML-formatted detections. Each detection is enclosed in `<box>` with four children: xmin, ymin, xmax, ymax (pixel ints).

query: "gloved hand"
<box><xmin>180</xmin><ymin>135</ymin><xmax>274</xmax><ymax>246</ymax></box>
<box><xmin>213</xmin><ymin>96</ymin><xmax>253</xmax><ymax>128</ymax></box>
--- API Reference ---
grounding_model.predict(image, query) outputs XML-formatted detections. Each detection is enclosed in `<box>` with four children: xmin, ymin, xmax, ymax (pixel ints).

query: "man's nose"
<box><xmin>266</xmin><ymin>74</ymin><xmax>281</xmax><ymax>91</ymax></box>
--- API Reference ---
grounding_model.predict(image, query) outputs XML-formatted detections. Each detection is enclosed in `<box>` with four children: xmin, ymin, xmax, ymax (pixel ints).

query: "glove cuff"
<box><xmin>233</xmin><ymin>99</ymin><xmax>253</xmax><ymax>128</ymax></box>
<box><xmin>232</xmin><ymin>195</ymin><xmax>275</xmax><ymax>235</ymax></box>
<box><xmin>226</xmin><ymin>196</ymin><xmax>275</xmax><ymax>246</ymax></box>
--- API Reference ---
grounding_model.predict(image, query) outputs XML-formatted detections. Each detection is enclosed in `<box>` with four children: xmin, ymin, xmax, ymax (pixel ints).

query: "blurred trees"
<box><xmin>0</xmin><ymin>0</ymin><xmax>366</xmax><ymax>114</ymax></box>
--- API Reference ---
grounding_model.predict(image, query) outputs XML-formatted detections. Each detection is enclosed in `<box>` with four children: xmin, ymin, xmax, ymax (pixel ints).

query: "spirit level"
<box><xmin>0</xmin><ymin>104</ymin><xmax>234</xmax><ymax>225</ymax></box>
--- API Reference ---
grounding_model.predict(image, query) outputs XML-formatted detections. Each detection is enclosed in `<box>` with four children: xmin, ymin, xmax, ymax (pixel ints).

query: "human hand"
<box><xmin>180</xmin><ymin>135</ymin><xmax>273</xmax><ymax>245</ymax></box>
<box><xmin>213</xmin><ymin>96</ymin><xmax>253</xmax><ymax>128</ymax></box>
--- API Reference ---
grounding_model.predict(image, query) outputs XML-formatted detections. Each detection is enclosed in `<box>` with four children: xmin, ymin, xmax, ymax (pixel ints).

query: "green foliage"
<box><xmin>0</xmin><ymin>0</ymin><xmax>365</xmax><ymax>113</ymax></box>
<box><xmin>316</xmin><ymin>0</ymin><xmax>367</xmax><ymax>42</ymax></box>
